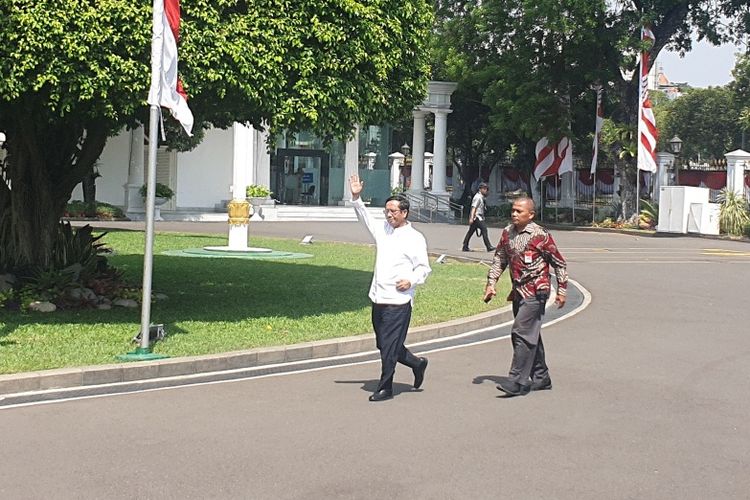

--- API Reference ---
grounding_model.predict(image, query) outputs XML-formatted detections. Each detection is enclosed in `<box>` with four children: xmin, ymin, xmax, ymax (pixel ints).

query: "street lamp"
<box><xmin>666</xmin><ymin>135</ymin><xmax>684</xmax><ymax>184</ymax></box>
<box><xmin>668</xmin><ymin>135</ymin><xmax>683</xmax><ymax>155</ymax></box>
<box><xmin>365</xmin><ymin>151</ymin><xmax>377</xmax><ymax>170</ymax></box>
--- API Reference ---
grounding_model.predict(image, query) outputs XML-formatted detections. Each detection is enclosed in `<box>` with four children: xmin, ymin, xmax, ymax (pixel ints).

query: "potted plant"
<box><xmin>140</xmin><ymin>183</ymin><xmax>175</xmax><ymax>206</ymax></box>
<box><xmin>246</xmin><ymin>184</ymin><xmax>273</xmax><ymax>208</ymax></box>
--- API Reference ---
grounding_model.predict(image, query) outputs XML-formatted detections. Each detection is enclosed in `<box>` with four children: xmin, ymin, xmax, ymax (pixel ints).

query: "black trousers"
<box><xmin>508</xmin><ymin>295</ymin><xmax>549</xmax><ymax>386</ymax></box>
<box><xmin>462</xmin><ymin>218</ymin><xmax>493</xmax><ymax>250</ymax></box>
<box><xmin>371</xmin><ymin>302</ymin><xmax>421</xmax><ymax>393</ymax></box>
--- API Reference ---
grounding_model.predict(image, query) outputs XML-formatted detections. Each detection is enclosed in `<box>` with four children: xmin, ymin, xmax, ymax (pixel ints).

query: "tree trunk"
<box><xmin>82</xmin><ymin>170</ymin><xmax>100</xmax><ymax>217</ymax></box>
<box><xmin>0</xmin><ymin>112</ymin><xmax>108</xmax><ymax>270</ymax></box>
<box><xmin>459</xmin><ymin>162</ymin><xmax>482</xmax><ymax>207</ymax></box>
<box><xmin>1</xmin><ymin>149</ymin><xmax>67</xmax><ymax>269</ymax></box>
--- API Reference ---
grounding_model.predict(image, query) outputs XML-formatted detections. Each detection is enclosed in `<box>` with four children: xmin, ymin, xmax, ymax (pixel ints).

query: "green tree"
<box><xmin>432</xmin><ymin>0</ymin><xmax>750</xmax><ymax>217</ymax></box>
<box><xmin>431</xmin><ymin>0</ymin><xmax>512</xmax><ymax>201</ymax></box>
<box><xmin>658</xmin><ymin>86</ymin><xmax>742</xmax><ymax>161</ymax></box>
<box><xmin>0</xmin><ymin>0</ymin><xmax>432</xmax><ymax>268</ymax></box>
<box><xmin>730</xmin><ymin>53</ymin><xmax>750</xmax><ymax>146</ymax></box>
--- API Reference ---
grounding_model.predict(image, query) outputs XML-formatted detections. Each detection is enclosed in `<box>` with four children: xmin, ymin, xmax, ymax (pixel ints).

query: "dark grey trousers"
<box><xmin>372</xmin><ymin>302</ymin><xmax>421</xmax><ymax>393</ymax></box>
<box><xmin>462</xmin><ymin>218</ymin><xmax>493</xmax><ymax>250</ymax></box>
<box><xmin>508</xmin><ymin>295</ymin><xmax>549</xmax><ymax>386</ymax></box>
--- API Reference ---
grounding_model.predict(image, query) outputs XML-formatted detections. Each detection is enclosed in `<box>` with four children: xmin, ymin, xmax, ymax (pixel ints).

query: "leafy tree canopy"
<box><xmin>658</xmin><ymin>86</ymin><xmax>743</xmax><ymax>160</ymax></box>
<box><xmin>730</xmin><ymin>53</ymin><xmax>750</xmax><ymax>132</ymax></box>
<box><xmin>0</xmin><ymin>0</ymin><xmax>432</xmax><ymax>268</ymax></box>
<box><xmin>431</xmin><ymin>0</ymin><xmax>750</xmax><ymax>213</ymax></box>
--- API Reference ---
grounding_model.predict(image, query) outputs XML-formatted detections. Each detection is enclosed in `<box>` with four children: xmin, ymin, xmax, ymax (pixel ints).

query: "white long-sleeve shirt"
<box><xmin>351</xmin><ymin>198</ymin><xmax>431</xmax><ymax>305</ymax></box>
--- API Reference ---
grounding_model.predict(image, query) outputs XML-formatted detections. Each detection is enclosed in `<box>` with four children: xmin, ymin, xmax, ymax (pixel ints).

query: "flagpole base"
<box><xmin>116</xmin><ymin>347</ymin><xmax>170</xmax><ymax>362</ymax></box>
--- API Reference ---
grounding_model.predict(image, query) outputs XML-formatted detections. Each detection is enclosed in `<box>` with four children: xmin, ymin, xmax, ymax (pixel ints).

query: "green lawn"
<box><xmin>0</xmin><ymin>230</ymin><xmax>511</xmax><ymax>374</ymax></box>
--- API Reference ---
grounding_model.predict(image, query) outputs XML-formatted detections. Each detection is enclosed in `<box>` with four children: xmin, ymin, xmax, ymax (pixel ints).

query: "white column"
<box><xmin>341</xmin><ymin>126</ymin><xmax>360</xmax><ymax>204</ymax></box>
<box><xmin>423</xmin><ymin>152</ymin><xmax>434</xmax><ymax>189</ymax></box>
<box><xmin>560</xmin><ymin>171</ymin><xmax>574</xmax><ymax>207</ymax></box>
<box><xmin>655</xmin><ymin>152</ymin><xmax>674</xmax><ymax>197</ymax></box>
<box><xmin>124</xmin><ymin>125</ymin><xmax>146</xmax><ymax>219</ymax></box>
<box><xmin>725</xmin><ymin>149</ymin><xmax>750</xmax><ymax>197</ymax></box>
<box><xmin>228</xmin><ymin>122</ymin><xmax>254</xmax><ymax>249</ymax></box>
<box><xmin>431</xmin><ymin>109</ymin><xmax>451</xmax><ymax>194</ymax></box>
<box><xmin>253</xmin><ymin>126</ymin><xmax>271</xmax><ymax>188</ymax></box>
<box><xmin>409</xmin><ymin>110</ymin><xmax>427</xmax><ymax>192</ymax></box>
<box><xmin>389</xmin><ymin>152</ymin><xmax>405</xmax><ymax>189</ymax></box>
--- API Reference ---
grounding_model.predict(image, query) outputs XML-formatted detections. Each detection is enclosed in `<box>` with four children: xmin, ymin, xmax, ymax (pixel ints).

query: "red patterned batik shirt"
<box><xmin>487</xmin><ymin>222</ymin><xmax>568</xmax><ymax>300</ymax></box>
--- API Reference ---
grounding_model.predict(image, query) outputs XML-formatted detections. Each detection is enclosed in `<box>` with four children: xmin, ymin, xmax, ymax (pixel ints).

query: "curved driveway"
<box><xmin>1</xmin><ymin>222</ymin><xmax>749</xmax><ymax>499</ymax></box>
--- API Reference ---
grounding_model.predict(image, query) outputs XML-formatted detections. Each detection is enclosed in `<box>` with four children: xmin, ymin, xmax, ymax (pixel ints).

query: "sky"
<box><xmin>656</xmin><ymin>39</ymin><xmax>747</xmax><ymax>88</ymax></box>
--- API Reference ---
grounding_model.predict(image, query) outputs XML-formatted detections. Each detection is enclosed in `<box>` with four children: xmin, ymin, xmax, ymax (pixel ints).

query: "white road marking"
<box><xmin>0</xmin><ymin>279</ymin><xmax>587</xmax><ymax>410</ymax></box>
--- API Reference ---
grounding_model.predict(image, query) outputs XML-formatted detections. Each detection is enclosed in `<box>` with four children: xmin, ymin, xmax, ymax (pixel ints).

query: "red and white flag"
<box><xmin>148</xmin><ymin>0</ymin><xmax>194</xmax><ymax>136</ymax></box>
<box><xmin>637</xmin><ymin>26</ymin><xmax>657</xmax><ymax>172</ymax></box>
<box><xmin>534</xmin><ymin>136</ymin><xmax>573</xmax><ymax>181</ymax></box>
<box><xmin>591</xmin><ymin>88</ymin><xmax>604</xmax><ymax>175</ymax></box>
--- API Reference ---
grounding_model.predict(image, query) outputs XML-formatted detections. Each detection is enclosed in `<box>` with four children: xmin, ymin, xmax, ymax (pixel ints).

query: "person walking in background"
<box><xmin>462</xmin><ymin>182</ymin><xmax>494</xmax><ymax>252</ymax></box>
<box><xmin>483</xmin><ymin>197</ymin><xmax>568</xmax><ymax>397</ymax></box>
<box><xmin>349</xmin><ymin>174</ymin><xmax>431</xmax><ymax>402</ymax></box>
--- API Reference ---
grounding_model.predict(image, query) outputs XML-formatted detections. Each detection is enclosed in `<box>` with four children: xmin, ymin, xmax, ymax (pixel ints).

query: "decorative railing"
<box><xmin>404</xmin><ymin>191</ymin><xmax>464</xmax><ymax>223</ymax></box>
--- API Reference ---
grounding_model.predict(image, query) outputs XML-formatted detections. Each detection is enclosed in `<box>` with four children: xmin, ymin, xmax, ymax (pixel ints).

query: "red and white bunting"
<box><xmin>591</xmin><ymin>88</ymin><xmax>604</xmax><ymax>175</ymax></box>
<box><xmin>147</xmin><ymin>0</ymin><xmax>194</xmax><ymax>136</ymax></box>
<box><xmin>534</xmin><ymin>137</ymin><xmax>573</xmax><ymax>182</ymax></box>
<box><xmin>637</xmin><ymin>26</ymin><xmax>657</xmax><ymax>172</ymax></box>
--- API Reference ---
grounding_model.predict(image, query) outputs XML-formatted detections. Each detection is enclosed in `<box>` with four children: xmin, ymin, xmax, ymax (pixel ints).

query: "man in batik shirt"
<box><xmin>483</xmin><ymin>197</ymin><xmax>568</xmax><ymax>396</ymax></box>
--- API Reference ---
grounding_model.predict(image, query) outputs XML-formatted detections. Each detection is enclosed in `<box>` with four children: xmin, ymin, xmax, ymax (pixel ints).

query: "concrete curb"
<box><xmin>0</xmin><ymin>305</ymin><xmax>515</xmax><ymax>398</ymax></box>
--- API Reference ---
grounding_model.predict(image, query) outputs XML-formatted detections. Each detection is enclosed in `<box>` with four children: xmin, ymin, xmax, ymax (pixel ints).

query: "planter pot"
<box><xmin>247</xmin><ymin>196</ymin><xmax>275</xmax><ymax>207</ymax></box>
<box><xmin>154</xmin><ymin>197</ymin><xmax>169</xmax><ymax>206</ymax></box>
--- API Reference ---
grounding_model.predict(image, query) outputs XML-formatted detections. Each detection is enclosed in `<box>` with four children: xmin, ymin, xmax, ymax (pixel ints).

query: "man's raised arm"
<box><xmin>349</xmin><ymin>174</ymin><xmax>378</xmax><ymax>239</ymax></box>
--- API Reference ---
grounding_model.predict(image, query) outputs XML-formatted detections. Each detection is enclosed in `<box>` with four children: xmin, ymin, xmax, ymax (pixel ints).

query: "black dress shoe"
<box><xmin>496</xmin><ymin>380</ymin><xmax>530</xmax><ymax>397</ymax></box>
<box><xmin>462</xmin><ymin>247</ymin><xmax>471</xmax><ymax>252</ymax></box>
<box><xmin>413</xmin><ymin>357</ymin><xmax>428</xmax><ymax>389</ymax></box>
<box><xmin>368</xmin><ymin>389</ymin><xmax>393</xmax><ymax>402</ymax></box>
<box><xmin>531</xmin><ymin>377</ymin><xmax>552</xmax><ymax>391</ymax></box>
<box><xmin>486</xmin><ymin>247</ymin><xmax>495</xmax><ymax>252</ymax></box>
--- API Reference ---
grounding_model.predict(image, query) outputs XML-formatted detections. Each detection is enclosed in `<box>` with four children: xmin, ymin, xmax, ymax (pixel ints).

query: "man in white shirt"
<box><xmin>349</xmin><ymin>175</ymin><xmax>432</xmax><ymax>402</ymax></box>
<box><xmin>462</xmin><ymin>182</ymin><xmax>494</xmax><ymax>252</ymax></box>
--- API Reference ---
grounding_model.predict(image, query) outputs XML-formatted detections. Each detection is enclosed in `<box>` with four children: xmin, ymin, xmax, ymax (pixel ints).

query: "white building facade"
<box><xmin>75</xmin><ymin>81</ymin><xmax>458</xmax><ymax>220</ymax></box>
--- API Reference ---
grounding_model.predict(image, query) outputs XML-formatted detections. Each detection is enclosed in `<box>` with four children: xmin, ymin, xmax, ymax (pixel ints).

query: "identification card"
<box><xmin>523</xmin><ymin>250</ymin><xmax>533</xmax><ymax>264</ymax></box>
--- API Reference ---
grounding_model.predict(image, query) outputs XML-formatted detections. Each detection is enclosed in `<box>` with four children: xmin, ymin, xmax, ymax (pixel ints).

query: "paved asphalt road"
<box><xmin>2</xmin><ymin>221</ymin><xmax>749</xmax><ymax>499</ymax></box>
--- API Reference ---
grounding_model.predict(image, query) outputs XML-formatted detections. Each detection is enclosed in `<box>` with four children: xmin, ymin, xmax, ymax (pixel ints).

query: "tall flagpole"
<box><xmin>592</xmin><ymin>172</ymin><xmax>596</xmax><ymax>223</ymax></box>
<box><xmin>636</xmin><ymin>166</ymin><xmax>641</xmax><ymax>217</ymax></box>
<box><xmin>636</xmin><ymin>46</ymin><xmax>643</xmax><ymax>219</ymax></box>
<box><xmin>636</xmin><ymin>26</ymin><xmax>655</xmax><ymax>220</ymax></box>
<box><xmin>555</xmin><ymin>175</ymin><xmax>559</xmax><ymax>222</ymax></box>
<box><xmin>540</xmin><ymin>178</ymin><xmax>545</xmax><ymax>222</ymax></box>
<box><xmin>572</xmin><ymin>171</ymin><xmax>576</xmax><ymax>223</ymax></box>
<box><xmin>119</xmin><ymin>0</ymin><xmax>169</xmax><ymax>360</ymax></box>
<box><xmin>141</xmin><ymin>0</ymin><xmax>163</xmax><ymax>354</ymax></box>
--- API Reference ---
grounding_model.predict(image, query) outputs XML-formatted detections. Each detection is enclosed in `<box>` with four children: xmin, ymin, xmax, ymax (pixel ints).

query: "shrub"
<box><xmin>486</xmin><ymin>203</ymin><xmax>511</xmax><ymax>219</ymax></box>
<box><xmin>1</xmin><ymin>223</ymin><xmax>131</xmax><ymax>311</ymax></box>
<box><xmin>139</xmin><ymin>183</ymin><xmax>174</xmax><ymax>200</ymax></box>
<box><xmin>639</xmin><ymin>199</ymin><xmax>659</xmax><ymax>229</ymax></box>
<box><xmin>246</xmin><ymin>184</ymin><xmax>272</xmax><ymax>198</ymax></box>
<box><xmin>64</xmin><ymin>200</ymin><xmax>126</xmax><ymax>220</ymax></box>
<box><xmin>717</xmin><ymin>188</ymin><xmax>750</xmax><ymax>236</ymax></box>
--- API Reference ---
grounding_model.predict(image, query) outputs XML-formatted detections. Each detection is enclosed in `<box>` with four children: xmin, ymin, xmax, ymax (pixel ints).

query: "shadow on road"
<box><xmin>472</xmin><ymin>374</ymin><xmax>506</xmax><ymax>385</ymax></box>
<box><xmin>334</xmin><ymin>379</ymin><xmax>417</xmax><ymax>396</ymax></box>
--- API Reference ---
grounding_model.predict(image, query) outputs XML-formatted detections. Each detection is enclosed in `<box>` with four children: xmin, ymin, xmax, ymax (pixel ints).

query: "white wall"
<box><xmin>176</xmin><ymin>127</ymin><xmax>233</xmax><ymax>209</ymax></box>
